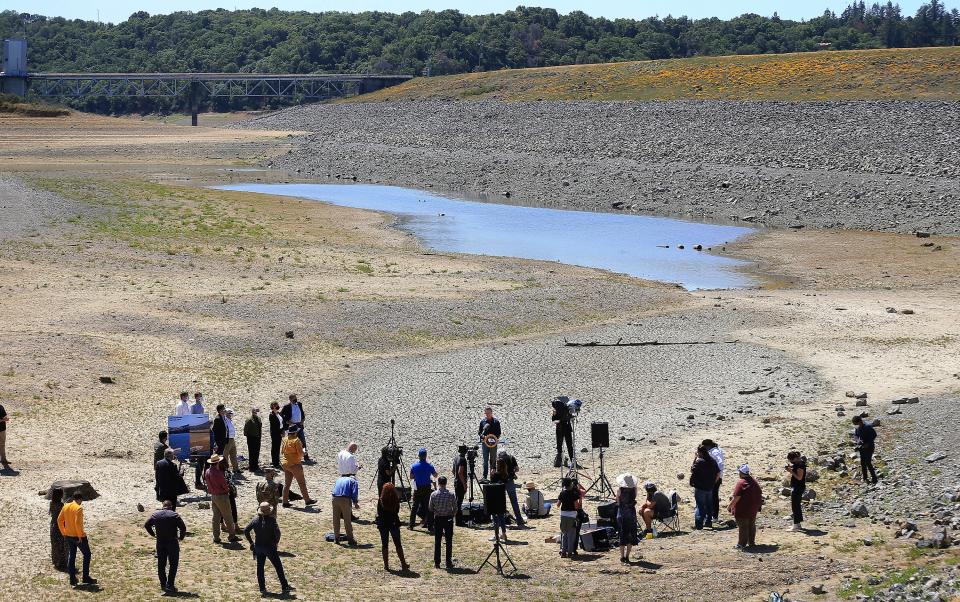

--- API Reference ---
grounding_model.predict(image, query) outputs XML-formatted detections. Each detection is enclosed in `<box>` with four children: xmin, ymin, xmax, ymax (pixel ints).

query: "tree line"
<box><xmin>1</xmin><ymin>2</ymin><xmax>957</xmax><ymax>113</ymax></box>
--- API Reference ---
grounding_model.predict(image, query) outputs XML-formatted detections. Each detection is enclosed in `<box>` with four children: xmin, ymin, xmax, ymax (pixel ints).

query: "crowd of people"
<box><xmin>49</xmin><ymin>394</ymin><xmax>883</xmax><ymax>591</ymax></box>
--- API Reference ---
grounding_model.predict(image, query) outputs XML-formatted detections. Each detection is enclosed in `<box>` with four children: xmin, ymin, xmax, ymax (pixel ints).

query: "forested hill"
<box><xmin>2</xmin><ymin>2</ymin><xmax>959</xmax><ymax>77</ymax></box>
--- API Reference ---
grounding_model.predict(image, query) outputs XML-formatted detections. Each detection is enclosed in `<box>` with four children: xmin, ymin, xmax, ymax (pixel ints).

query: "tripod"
<box><xmin>477</xmin><ymin>522</ymin><xmax>517</xmax><ymax>576</ymax></box>
<box><xmin>465</xmin><ymin>451</ymin><xmax>485</xmax><ymax>528</ymax></box>
<box><xmin>584</xmin><ymin>446</ymin><xmax>615</xmax><ymax>499</ymax></box>
<box><xmin>370</xmin><ymin>419</ymin><xmax>412</xmax><ymax>508</ymax></box>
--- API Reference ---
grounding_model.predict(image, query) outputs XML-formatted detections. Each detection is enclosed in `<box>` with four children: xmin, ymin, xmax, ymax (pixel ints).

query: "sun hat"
<box><xmin>643</xmin><ymin>480</ymin><xmax>657</xmax><ymax>491</ymax></box>
<box><xmin>207</xmin><ymin>453</ymin><xmax>223</xmax><ymax>464</ymax></box>
<box><xmin>258</xmin><ymin>502</ymin><xmax>272</xmax><ymax>515</ymax></box>
<box><xmin>616</xmin><ymin>473</ymin><xmax>638</xmax><ymax>488</ymax></box>
<box><xmin>738</xmin><ymin>464</ymin><xmax>751</xmax><ymax>475</ymax></box>
<box><xmin>226</xmin><ymin>408</ymin><xmax>234</xmax><ymax>415</ymax></box>
<box><xmin>524</xmin><ymin>481</ymin><xmax>537</xmax><ymax>490</ymax></box>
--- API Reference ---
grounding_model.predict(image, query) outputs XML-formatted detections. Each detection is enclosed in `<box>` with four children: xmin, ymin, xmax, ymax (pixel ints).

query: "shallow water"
<box><xmin>216</xmin><ymin>183</ymin><xmax>755</xmax><ymax>290</ymax></box>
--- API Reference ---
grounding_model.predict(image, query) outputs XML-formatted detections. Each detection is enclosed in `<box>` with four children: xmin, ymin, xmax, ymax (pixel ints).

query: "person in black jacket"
<box><xmin>244</xmin><ymin>502</ymin><xmax>293</xmax><ymax>594</ymax></box>
<box><xmin>785</xmin><ymin>451</ymin><xmax>807</xmax><ymax>532</ymax></box>
<box><xmin>268</xmin><ymin>402</ymin><xmax>283</xmax><ymax>469</ymax></box>
<box><xmin>689</xmin><ymin>445</ymin><xmax>719</xmax><ymax>529</ymax></box>
<box><xmin>244</xmin><ymin>408</ymin><xmax>262</xmax><ymax>473</ymax></box>
<box><xmin>144</xmin><ymin>499</ymin><xmax>186</xmax><ymax>593</ymax></box>
<box><xmin>852</xmin><ymin>415</ymin><xmax>879</xmax><ymax>484</ymax></box>
<box><xmin>212</xmin><ymin>404</ymin><xmax>228</xmax><ymax>454</ymax></box>
<box><xmin>280</xmin><ymin>394</ymin><xmax>309</xmax><ymax>462</ymax></box>
<box><xmin>155</xmin><ymin>449</ymin><xmax>181</xmax><ymax>507</ymax></box>
<box><xmin>477</xmin><ymin>407</ymin><xmax>501</xmax><ymax>479</ymax></box>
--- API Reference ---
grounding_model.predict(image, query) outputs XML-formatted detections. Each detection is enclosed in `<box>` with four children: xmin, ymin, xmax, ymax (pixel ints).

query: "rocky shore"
<box><xmin>238</xmin><ymin>100</ymin><xmax>960</xmax><ymax>235</ymax></box>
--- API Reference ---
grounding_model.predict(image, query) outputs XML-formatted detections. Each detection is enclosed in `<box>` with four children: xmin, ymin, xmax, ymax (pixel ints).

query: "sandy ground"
<box><xmin>0</xmin><ymin>112</ymin><xmax>958</xmax><ymax>601</ymax></box>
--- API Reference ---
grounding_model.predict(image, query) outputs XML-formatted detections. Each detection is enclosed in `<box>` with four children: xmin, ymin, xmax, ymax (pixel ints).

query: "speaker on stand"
<box><xmin>585</xmin><ymin>421</ymin><xmax>614</xmax><ymax>500</ymax></box>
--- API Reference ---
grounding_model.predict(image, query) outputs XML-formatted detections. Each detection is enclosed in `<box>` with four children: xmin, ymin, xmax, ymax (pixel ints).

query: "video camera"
<box><xmin>465</xmin><ymin>445</ymin><xmax>479</xmax><ymax>461</ymax></box>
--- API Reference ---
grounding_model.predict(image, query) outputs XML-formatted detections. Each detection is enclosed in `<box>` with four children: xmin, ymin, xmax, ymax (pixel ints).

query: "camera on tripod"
<box><xmin>465</xmin><ymin>445</ymin><xmax>479</xmax><ymax>461</ymax></box>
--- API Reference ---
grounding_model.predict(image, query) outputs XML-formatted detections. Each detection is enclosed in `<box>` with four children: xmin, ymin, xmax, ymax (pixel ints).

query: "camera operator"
<box><xmin>477</xmin><ymin>407</ymin><xmax>501</xmax><ymax>480</ymax></box>
<box><xmin>551</xmin><ymin>396</ymin><xmax>574</xmax><ymax>468</ymax></box>
<box><xmin>452</xmin><ymin>446</ymin><xmax>468</xmax><ymax>526</ymax></box>
<box><xmin>376</xmin><ymin>446</ymin><xmax>396</xmax><ymax>496</ymax></box>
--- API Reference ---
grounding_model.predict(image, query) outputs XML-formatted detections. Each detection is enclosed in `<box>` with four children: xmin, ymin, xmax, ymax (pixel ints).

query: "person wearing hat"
<box><xmin>204</xmin><ymin>453</ymin><xmax>240</xmax><ymax>543</ymax></box>
<box><xmin>222</xmin><ymin>408</ymin><xmax>240</xmax><ymax>473</ymax></box>
<box><xmin>615</xmin><ymin>473</ymin><xmax>640</xmax><ymax>563</ymax></box>
<box><xmin>280</xmin><ymin>426</ymin><xmax>316</xmax><ymax>508</ymax></box>
<box><xmin>728</xmin><ymin>464</ymin><xmax>763</xmax><ymax>550</ymax></box>
<box><xmin>244</xmin><ymin>407</ymin><xmax>263</xmax><ymax>473</ymax></box>
<box><xmin>244</xmin><ymin>502</ymin><xmax>293</xmax><ymax>595</ymax></box>
<box><xmin>256</xmin><ymin>468</ymin><xmax>282</xmax><ymax>516</ymax></box>
<box><xmin>522</xmin><ymin>482</ymin><xmax>551</xmax><ymax>518</ymax></box>
<box><xmin>144</xmin><ymin>499</ymin><xmax>186</xmax><ymax>593</ymax></box>
<box><xmin>640</xmin><ymin>481</ymin><xmax>672</xmax><ymax>538</ymax></box>
<box><xmin>408</xmin><ymin>448</ymin><xmax>437</xmax><ymax>532</ymax></box>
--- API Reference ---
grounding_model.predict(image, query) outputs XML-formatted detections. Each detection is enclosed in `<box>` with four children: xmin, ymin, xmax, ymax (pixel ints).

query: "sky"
<box><xmin>3</xmin><ymin>1</ymin><xmax>935</xmax><ymax>24</ymax></box>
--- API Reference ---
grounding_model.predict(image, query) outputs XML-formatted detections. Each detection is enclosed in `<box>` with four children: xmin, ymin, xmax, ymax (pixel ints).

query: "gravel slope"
<box><xmin>238</xmin><ymin>100</ymin><xmax>960</xmax><ymax>234</ymax></box>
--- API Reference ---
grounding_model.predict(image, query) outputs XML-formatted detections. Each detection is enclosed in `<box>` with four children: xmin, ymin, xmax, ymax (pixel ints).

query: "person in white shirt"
<box><xmin>173</xmin><ymin>392</ymin><xmax>191</xmax><ymax>417</ymax></box>
<box><xmin>522</xmin><ymin>482</ymin><xmax>551</xmax><ymax>518</ymax></box>
<box><xmin>702</xmin><ymin>439</ymin><xmax>725</xmax><ymax>523</ymax></box>
<box><xmin>337</xmin><ymin>443</ymin><xmax>360</xmax><ymax>476</ymax></box>
<box><xmin>223</xmin><ymin>408</ymin><xmax>240</xmax><ymax>473</ymax></box>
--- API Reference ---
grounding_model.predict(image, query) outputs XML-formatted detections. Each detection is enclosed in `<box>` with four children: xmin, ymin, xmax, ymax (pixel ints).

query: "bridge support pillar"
<box><xmin>188</xmin><ymin>81</ymin><xmax>199</xmax><ymax>126</ymax></box>
<box><xmin>0</xmin><ymin>76</ymin><xmax>27</xmax><ymax>97</ymax></box>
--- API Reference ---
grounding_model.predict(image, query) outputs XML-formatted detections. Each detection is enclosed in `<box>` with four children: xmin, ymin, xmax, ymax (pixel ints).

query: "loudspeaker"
<box><xmin>591</xmin><ymin>421</ymin><xmax>610</xmax><ymax>449</ymax></box>
<box><xmin>596</xmin><ymin>500</ymin><xmax>618</xmax><ymax>520</ymax></box>
<box><xmin>579</xmin><ymin>528</ymin><xmax>611</xmax><ymax>552</ymax></box>
<box><xmin>462</xmin><ymin>502</ymin><xmax>489</xmax><ymax>523</ymax></box>
<box><xmin>482</xmin><ymin>483</ymin><xmax>507</xmax><ymax>515</ymax></box>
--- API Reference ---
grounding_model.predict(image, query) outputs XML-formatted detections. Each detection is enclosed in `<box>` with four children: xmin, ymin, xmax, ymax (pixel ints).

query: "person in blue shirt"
<box><xmin>852</xmin><ymin>416</ymin><xmax>878</xmax><ymax>485</ymax></box>
<box><xmin>331</xmin><ymin>475</ymin><xmax>360</xmax><ymax>545</ymax></box>
<box><xmin>191</xmin><ymin>392</ymin><xmax>205</xmax><ymax>415</ymax></box>
<box><xmin>409</xmin><ymin>448</ymin><xmax>437</xmax><ymax>532</ymax></box>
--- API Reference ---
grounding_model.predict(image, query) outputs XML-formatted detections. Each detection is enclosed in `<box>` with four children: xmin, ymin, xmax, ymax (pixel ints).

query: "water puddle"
<box><xmin>215</xmin><ymin>183</ymin><xmax>755</xmax><ymax>290</ymax></box>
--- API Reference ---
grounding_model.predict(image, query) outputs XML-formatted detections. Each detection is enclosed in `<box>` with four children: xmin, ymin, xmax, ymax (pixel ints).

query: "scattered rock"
<box><xmin>285</xmin><ymin>330</ymin><xmax>295</xmax><ymax>339</ymax></box>
<box><xmin>136</xmin><ymin>503</ymin><xmax>145</xmax><ymax>512</ymax></box>
<box><xmin>850</xmin><ymin>500</ymin><xmax>870</xmax><ymax>518</ymax></box>
<box><xmin>891</xmin><ymin>396</ymin><xmax>920</xmax><ymax>405</ymax></box>
<box><xmin>811</xmin><ymin>584</ymin><xmax>826</xmax><ymax>595</ymax></box>
<box><xmin>925</xmin><ymin>451</ymin><xmax>947</xmax><ymax>463</ymax></box>
<box><xmin>900</xmin><ymin>309</ymin><xmax>915</xmax><ymax>315</ymax></box>
<box><xmin>99</xmin><ymin>376</ymin><xmax>116</xmax><ymax>384</ymax></box>
<box><xmin>198</xmin><ymin>502</ymin><xmax>211</xmax><ymax>510</ymax></box>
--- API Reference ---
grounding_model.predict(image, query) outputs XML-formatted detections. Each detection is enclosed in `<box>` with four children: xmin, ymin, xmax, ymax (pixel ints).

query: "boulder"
<box><xmin>850</xmin><ymin>500</ymin><xmax>870</xmax><ymax>518</ymax></box>
<box><xmin>916</xmin><ymin>526</ymin><xmax>951</xmax><ymax>549</ymax></box>
<box><xmin>802</xmin><ymin>489</ymin><xmax>817</xmax><ymax>501</ymax></box>
<box><xmin>925</xmin><ymin>452</ymin><xmax>947</xmax><ymax>463</ymax></box>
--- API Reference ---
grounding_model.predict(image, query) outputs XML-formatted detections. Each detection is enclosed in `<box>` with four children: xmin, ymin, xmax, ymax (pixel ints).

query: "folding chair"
<box><xmin>653</xmin><ymin>490</ymin><xmax>682</xmax><ymax>533</ymax></box>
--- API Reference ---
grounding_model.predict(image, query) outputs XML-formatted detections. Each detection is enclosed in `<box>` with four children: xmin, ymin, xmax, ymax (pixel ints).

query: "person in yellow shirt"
<box><xmin>57</xmin><ymin>493</ymin><xmax>97</xmax><ymax>587</ymax></box>
<box><xmin>280</xmin><ymin>426</ymin><xmax>315</xmax><ymax>508</ymax></box>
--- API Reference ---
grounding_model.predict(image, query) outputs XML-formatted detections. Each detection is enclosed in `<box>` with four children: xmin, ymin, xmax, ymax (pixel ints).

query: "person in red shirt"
<box><xmin>728</xmin><ymin>464</ymin><xmax>763</xmax><ymax>550</ymax></box>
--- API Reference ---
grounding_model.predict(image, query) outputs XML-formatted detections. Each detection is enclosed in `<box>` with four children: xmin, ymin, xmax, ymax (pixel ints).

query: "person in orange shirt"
<box><xmin>57</xmin><ymin>493</ymin><xmax>97</xmax><ymax>587</ymax></box>
<box><xmin>280</xmin><ymin>426</ymin><xmax>315</xmax><ymax>508</ymax></box>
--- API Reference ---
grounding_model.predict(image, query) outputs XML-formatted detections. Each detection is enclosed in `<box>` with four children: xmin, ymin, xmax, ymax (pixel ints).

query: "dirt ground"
<box><xmin>0</xmin><ymin>112</ymin><xmax>958</xmax><ymax>601</ymax></box>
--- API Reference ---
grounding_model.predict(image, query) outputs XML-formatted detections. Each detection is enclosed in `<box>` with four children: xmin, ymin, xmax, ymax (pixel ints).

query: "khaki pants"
<box><xmin>282</xmin><ymin>463</ymin><xmax>309</xmax><ymax>503</ymax></box>
<box><xmin>223</xmin><ymin>438</ymin><xmax>239</xmax><ymax>472</ymax></box>
<box><xmin>332</xmin><ymin>496</ymin><xmax>354</xmax><ymax>540</ymax></box>
<box><xmin>0</xmin><ymin>429</ymin><xmax>6</xmax><ymax>462</ymax></box>
<box><xmin>211</xmin><ymin>494</ymin><xmax>236</xmax><ymax>539</ymax></box>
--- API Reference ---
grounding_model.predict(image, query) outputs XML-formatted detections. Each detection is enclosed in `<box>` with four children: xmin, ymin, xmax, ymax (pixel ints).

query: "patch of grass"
<box><xmin>838</xmin><ymin>567</ymin><xmax>929</xmax><ymax>599</ymax></box>
<box><xmin>352</xmin><ymin>47</ymin><xmax>960</xmax><ymax>103</ymax></box>
<box><xmin>0</xmin><ymin>93</ymin><xmax>70</xmax><ymax>116</ymax></box>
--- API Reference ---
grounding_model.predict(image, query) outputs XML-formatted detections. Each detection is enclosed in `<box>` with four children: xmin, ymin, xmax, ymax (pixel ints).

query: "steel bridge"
<box><xmin>1</xmin><ymin>69</ymin><xmax>411</xmax><ymax>125</ymax></box>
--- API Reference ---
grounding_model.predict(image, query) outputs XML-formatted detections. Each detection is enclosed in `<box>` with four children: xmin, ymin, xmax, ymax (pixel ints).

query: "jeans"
<box><xmin>505</xmin><ymin>481</ymin><xmax>524</xmax><ymax>524</ymax></box>
<box><xmin>693</xmin><ymin>488</ymin><xmax>714</xmax><ymax>528</ymax></box>
<box><xmin>156</xmin><ymin>539</ymin><xmax>179</xmax><ymax>589</ymax></box>
<box><xmin>791</xmin><ymin>485</ymin><xmax>805</xmax><ymax>524</ymax></box>
<box><xmin>433</xmin><ymin>516</ymin><xmax>454</xmax><ymax>566</ymax></box>
<box><xmin>481</xmin><ymin>444</ymin><xmax>497</xmax><ymax>479</ymax></box>
<box><xmin>66</xmin><ymin>536</ymin><xmax>92</xmax><ymax>581</ymax></box>
<box><xmin>711</xmin><ymin>478</ymin><xmax>722</xmax><ymax>521</ymax></box>
<box><xmin>736</xmin><ymin>514</ymin><xmax>757</xmax><ymax>547</ymax></box>
<box><xmin>860</xmin><ymin>444</ymin><xmax>878</xmax><ymax>483</ymax></box>
<box><xmin>454</xmin><ymin>482</ymin><xmax>466</xmax><ymax>525</ymax></box>
<box><xmin>296</xmin><ymin>428</ymin><xmax>307</xmax><ymax>456</ymax></box>
<box><xmin>410</xmin><ymin>487</ymin><xmax>433</xmax><ymax>530</ymax></box>
<box><xmin>559</xmin><ymin>515</ymin><xmax>578</xmax><ymax>554</ymax></box>
<box><xmin>254</xmin><ymin>546</ymin><xmax>288</xmax><ymax>591</ymax></box>
<box><xmin>525</xmin><ymin>501</ymin><xmax>552</xmax><ymax>518</ymax></box>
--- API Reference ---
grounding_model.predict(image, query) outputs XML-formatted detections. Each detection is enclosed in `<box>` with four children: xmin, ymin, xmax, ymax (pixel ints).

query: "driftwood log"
<box><xmin>563</xmin><ymin>338</ymin><xmax>740</xmax><ymax>347</ymax></box>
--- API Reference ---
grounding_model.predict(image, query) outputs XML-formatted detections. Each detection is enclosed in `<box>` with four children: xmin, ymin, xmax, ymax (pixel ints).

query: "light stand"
<box><xmin>584</xmin><ymin>446</ymin><xmax>615</xmax><ymax>499</ymax></box>
<box><xmin>477</xmin><ymin>522</ymin><xmax>517</xmax><ymax>576</ymax></box>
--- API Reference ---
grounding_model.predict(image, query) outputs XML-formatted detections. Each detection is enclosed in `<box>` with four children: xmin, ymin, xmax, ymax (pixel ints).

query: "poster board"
<box><xmin>168</xmin><ymin>414</ymin><xmax>211</xmax><ymax>461</ymax></box>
